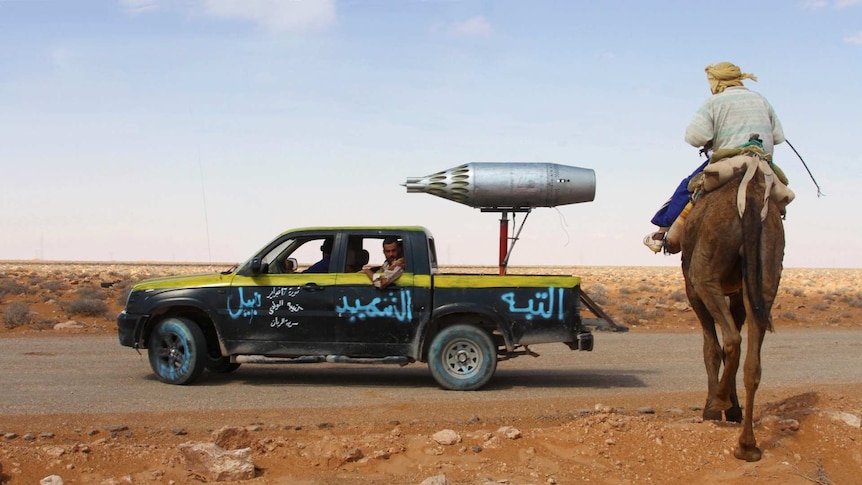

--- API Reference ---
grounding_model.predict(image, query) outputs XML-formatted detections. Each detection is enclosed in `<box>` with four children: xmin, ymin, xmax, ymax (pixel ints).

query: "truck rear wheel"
<box><xmin>148</xmin><ymin>317</ymin><xmax>207</xmax><ymax>385</ymax></box>
<box><xmin>428</xmin><ymin>324</ymin><xmax>497</xmax><ymax>391</ymax></box>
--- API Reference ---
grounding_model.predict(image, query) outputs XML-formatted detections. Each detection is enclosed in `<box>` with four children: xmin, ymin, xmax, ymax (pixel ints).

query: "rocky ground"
<box><xmin>1</xmin><ymin>262</ymin><xmax>861</xmax><ymax>484</ymax></box>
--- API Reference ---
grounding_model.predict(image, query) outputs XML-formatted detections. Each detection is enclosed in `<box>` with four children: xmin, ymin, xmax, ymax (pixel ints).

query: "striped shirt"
<box><xmin>684</xmin><ymin>86</ymin><xmax>785</xmax><ymax>155</ymax></box>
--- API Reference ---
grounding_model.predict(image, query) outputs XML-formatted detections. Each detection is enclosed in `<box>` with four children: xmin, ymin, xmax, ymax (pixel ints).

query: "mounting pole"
<box><xmin>498</xmin><ymin>211</ymin><xmax>508</xmax><ymax>275</ymax></box>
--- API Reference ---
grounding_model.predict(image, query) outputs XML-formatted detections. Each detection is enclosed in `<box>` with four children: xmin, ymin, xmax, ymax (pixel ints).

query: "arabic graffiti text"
<box><xmin>336</xmin><ymin>289</ymin><xmax>413</xmax><ymax>323</ymax></box>
<box><xmin>500</xmin><ymin>287</ymin><xmax>565</xmax><ymax>320</ymax></box>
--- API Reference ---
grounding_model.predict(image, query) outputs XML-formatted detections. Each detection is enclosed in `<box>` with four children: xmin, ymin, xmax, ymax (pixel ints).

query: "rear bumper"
<box><xmin>117</xmin><ymin>311</ymin><xmax>148</xmax><ymax>348</ymax></box>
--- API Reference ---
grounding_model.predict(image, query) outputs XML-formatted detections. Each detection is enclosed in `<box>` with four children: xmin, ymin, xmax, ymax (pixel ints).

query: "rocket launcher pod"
<box><xmin>405</xmin><ymin>162</ymin><xmax>596</xmax><ymax>209</ymax></box>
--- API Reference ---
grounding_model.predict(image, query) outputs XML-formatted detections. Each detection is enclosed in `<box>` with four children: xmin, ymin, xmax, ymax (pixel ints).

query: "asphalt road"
<box><xmin>1</xmin><ymin>330</ymin><xmax>860</xmax><ymax>416</ymax></box>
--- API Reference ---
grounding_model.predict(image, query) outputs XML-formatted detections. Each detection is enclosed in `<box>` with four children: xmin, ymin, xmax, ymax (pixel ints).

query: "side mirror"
<box><xmin>249</xmin><ymin>257</ymin><xmax>264</xmax><ymax>275</ymax></box>
<box><xmin>286</xmin><ymin>258</ymin><xmax>298</xmax><ymax>273</ymax></box>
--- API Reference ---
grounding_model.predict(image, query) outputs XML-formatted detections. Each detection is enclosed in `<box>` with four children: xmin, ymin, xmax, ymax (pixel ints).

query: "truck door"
<box><xmin>224</xmin><ymin>274</ymin><xmax>338</xmax><ymax>348</ymax></box>
<box><xmin>332</xmin><ymin>235</ymin><xmax>417</xmax><ymax>355</ymax></box>
<box><xmin>220</xmin><ymin>236</ymin><xmax>339</xmax><ymax>352</ymax></box>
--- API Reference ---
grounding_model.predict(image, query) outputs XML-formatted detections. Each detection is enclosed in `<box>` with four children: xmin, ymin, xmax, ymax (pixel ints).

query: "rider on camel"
<box><xmin>644</xmin><ymin>61</ymin><xmax>785</xmax><ymax>254</ymax></box>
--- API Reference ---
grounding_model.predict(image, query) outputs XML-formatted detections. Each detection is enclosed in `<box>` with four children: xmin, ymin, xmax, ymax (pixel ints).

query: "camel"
<box><xmin>680</xmin><ymin>154</ymin><xmax>785</xmax><ymax>462</ymax></box>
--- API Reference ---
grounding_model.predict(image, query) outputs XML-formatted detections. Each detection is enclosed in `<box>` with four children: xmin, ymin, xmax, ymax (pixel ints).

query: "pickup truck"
<box><xmin>117</xmin><ymin>226</ymin><xmax>595</xmax><ymax>390</ymax></box>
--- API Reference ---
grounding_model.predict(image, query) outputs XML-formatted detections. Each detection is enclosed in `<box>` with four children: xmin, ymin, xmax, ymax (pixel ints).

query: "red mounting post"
<box><xmin>498</xmin><ymin>211</ymin><xmax>508</xmax><ymax>275</ymax></box>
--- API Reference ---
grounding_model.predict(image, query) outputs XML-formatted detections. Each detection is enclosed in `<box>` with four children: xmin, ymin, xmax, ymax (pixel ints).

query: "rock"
<box><xmin>42</xmin><ymin>445</ymin><xmax>66</xmax><ymax>458</ymax></box>
<box><xmin>179</xmin><ymin>442</ymin><xmax>255</xmax><ymax>482</ymax></box>
<box><xmin>497</xmin><ymin>426</ymin><xmax>521</xmax><ymax>439</ymax></box>
<box><xmin>99</xmin><ymin>475</ymin><xmax>133</xmax><ymax>485</ymax></box>
<box><xmin>431</xmin><ymin>429</ymin><xmax>461</xmax><ymax>445</ymax></box>
<box><xmin>53</xmin><ymin>321</ymin><xmax>85</xmax><ymax>330</ymax></box>
<box><xmin>420</xmin><ymin>474</ymin><xmax>450</xmax><ymax>485</ymax></box>
<box><xmin>343</xmin><ymin>448</ymin><xmax>363</xmax><ymax>463</ymax></box>
<box><xmin>825</xmin><ymin>411</ymin><xmax>861</xmax><ymax>428</ymax></box>
<box><xmin>212</xmin><ymin>426</ymin><xmax>253</xmax><ymax>450</ymax></box>
<box><xmin>594</xmin><ymin>403</ymin><xmax>615</xmax><ymax>413</ymax></box>
<box><xmin>100</xmin><ymin>477</ymin><xmax>133</xmax><ymax>485</ymax></box>
<box><xmin>778</xmin><ymin>418</ymin><xmax>800</xmax><ymax>433</ymax></box>
<box><xmin>40</xmin><ymin>475</ymin><xmax>64</xmax><ymax>485</ymax></box>
<box><xmin>638</xmin><ymin>406</ymin><xmax>656</xmax><ymax>414</ymax></box>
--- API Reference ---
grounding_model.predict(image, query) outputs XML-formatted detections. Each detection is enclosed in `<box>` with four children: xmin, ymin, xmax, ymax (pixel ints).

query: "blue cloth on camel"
<box><xmin>650</xmin><ymin>159</ymin><xmax>709</xmax><ymax>228</ymax></box>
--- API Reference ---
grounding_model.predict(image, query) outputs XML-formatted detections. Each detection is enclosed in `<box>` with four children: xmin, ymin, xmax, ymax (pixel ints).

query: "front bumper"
<box><xmin>117</xmin><ymin>311</ymin><xmax>148</xmax><ymax>348</ymax></box>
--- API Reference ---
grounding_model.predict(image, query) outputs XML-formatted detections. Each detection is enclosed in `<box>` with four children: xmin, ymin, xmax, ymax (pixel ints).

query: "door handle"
<box><xmin>301</xmin><ymin>283</ymin><xmax>325</xmax><ymax>292</ymax></box>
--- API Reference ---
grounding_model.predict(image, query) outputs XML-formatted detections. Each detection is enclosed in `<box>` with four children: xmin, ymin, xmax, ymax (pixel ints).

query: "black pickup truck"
<box><xmin>117</xmin><ymin>226</ymin><xmax>596</xmax><ymax>390</ymax></box>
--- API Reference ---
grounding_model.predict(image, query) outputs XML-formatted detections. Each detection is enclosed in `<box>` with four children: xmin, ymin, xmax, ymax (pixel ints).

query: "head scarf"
<box><xmin>705</xmin><ymin>62</ymin><xmax>758</xmax><ymax>94</ymax></box>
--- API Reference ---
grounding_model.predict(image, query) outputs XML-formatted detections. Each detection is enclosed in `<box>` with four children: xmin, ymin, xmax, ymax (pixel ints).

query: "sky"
<box><xmin>1</xmin><ymin>0</ymin><xmax>860</xmax><ymax>269</ymax></box>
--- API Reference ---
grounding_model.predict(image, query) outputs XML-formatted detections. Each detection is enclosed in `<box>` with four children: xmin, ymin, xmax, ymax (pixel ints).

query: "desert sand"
<box><xmin>1</xmin><ymin>262</ymin><xmax>860</xmax><ymax>484</ymax></box>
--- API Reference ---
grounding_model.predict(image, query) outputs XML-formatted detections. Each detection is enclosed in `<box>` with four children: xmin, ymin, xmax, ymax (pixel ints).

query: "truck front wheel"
<box><xmin>147</xmin><ymin>317</ymin><xmax>207</xmax><ymax>385</ymax></box>
<box><xmin>428</xmin><ymin>324</ymin><xmax>497</xmax><ymax>391</ymax></box>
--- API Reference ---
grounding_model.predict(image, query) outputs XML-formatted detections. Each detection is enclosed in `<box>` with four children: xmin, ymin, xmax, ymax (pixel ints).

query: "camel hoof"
<box><xmin>725</xmin><ymin>408</ymin><xmax>743</xmax><ymax>423</ymax></box>
<box><xmin>734</xmin><ymin>446</ymin><xmax>762</xmax><ymax>462</ymax></box>
<box><xmin>703</xmin><ymin>409</ymin><xmax>723</xmax><ymax>421</ymax></box>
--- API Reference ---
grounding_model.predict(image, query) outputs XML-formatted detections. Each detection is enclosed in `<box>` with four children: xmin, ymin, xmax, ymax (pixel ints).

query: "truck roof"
<box><xmin>278</xmin><ymin>226</ymin><xmax>433</xmax><ymax>236</ymax></box>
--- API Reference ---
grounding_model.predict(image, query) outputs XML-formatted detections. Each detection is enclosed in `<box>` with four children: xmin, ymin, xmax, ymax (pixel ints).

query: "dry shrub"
<box><xmin>3</xmin><ymin>302</ymin><xmax>32</xmax><ymax>328</ymax></box>
<box><xmin>841</xmin><ymin>293</ymin><xmax>862</xmax><ymax>308</ymax></box>
<box><xmin>780</xmin><ymin>311</ymin><xmax>802</xmax><ymax>321</ymax></box>
<box><xmin>67</xmin><ymin>298</ymin><xmax>108</xmax><ymax>317</ymax></box>
<box><xmin>0</xmin><ymin>279</ymin><xmax>26</xmax><ymax>298</ymax></box>
<box><xmin>668</xmin><ymin>290</ymin><xmax>687</xmax><ymax>302</ymax></box>
<box><xmin>35</xmin><ymin>317</ymin><xmax>59</xmax><ymax>330</ymax></box>
<box><xmin>75</xmin><ymin>285</ymin><xmax>106</xmax><ymax>301</ymax></box>
<box><xmin>618</xmin><ymin>303</ymin><xmax>659</xmax><ymax>321</ymax></box>
<box><xmin>41</xmin><ymin>280</ymin><xmax>70</xmax><ymax>292</ymax></box>
<box><xmin>586</xmin><ymin>284</ymin><xmax>609</xmax><ymax>305</ymax></box>
<box><xmin>28</xmin><ymin>275</ymin><xmax>46</xmax><ymax>286</ymax></box>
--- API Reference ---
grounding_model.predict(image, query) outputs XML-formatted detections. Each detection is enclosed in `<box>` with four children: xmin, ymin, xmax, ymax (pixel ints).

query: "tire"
<box><xmin>205</xmin><ymin>356</ymin><xmax>241</xmax><ymax>374</ymax></box>
<box><xmin>427</xmin><ymin>324</ymin><xmax>497</xmax><ymax>391</ymax></box>
<box><xmin>147</xmin><ymin>317</ymin><xmax>207</xmax><ymax>385</ymax></box>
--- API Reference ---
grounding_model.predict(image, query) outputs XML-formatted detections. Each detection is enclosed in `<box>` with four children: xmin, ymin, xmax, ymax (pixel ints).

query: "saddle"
<box><xmin>690</xmin><ymin>152</ymin><xmax>795</xmax><ymax>218</ymax></box>
<box><xmin>663</xmin><ymin>147</ymin><xmax>795</xmax><ymax>254</ymax></box>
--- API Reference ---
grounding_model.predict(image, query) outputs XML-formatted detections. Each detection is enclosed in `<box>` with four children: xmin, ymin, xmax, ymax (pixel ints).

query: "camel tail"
<box><xmin>741</xmin><ymin>178</ymin><xmax>771</xmax><ymax>330</ymax></box>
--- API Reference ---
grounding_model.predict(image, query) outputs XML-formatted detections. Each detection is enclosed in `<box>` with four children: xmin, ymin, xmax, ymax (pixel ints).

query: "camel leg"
<box><xmin>724</xmin><ymin>291</ymin><xmax>746</xmax><ymax>423</ymax></box>
<box><xmin>691</xmin><ymin>278</ymin><xmax>741</xmax><ymax>415</ymax></box>
<box><xmin>735</xmin><ymin>317</ymin><xmax>767</xmax><ymax>462</ymax></box>
<box><xmin>689</xmin><ymin>294</ymin><xmax>724</xmax><ymax>421</ymax></box>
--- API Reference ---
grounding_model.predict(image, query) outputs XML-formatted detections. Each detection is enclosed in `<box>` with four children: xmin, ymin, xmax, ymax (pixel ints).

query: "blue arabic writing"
<box><xmin>500</xmin><ymin>287</ymin><xmax>565</xmax><ymax>320</ymax></box>
<box><xmin>336</xmin><ymin>289</ymin><xmax>413</xmax><ymax>323</ymax></box>
<box><xmin>227</xmin><ymin>287</ymin><xmax>262</xmax><ymax>324</ymax></box>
